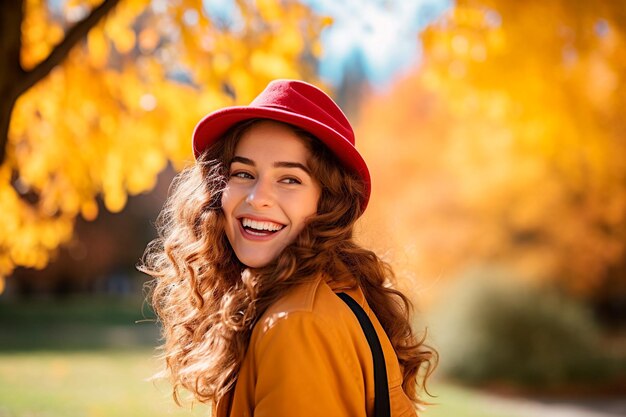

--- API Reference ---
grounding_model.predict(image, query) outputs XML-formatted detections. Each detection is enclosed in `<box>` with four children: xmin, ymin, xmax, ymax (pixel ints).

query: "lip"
<box><xmin>236</xmin><ymin>215</ymin><xmax>287</xmax><ymax>242</ymax></box>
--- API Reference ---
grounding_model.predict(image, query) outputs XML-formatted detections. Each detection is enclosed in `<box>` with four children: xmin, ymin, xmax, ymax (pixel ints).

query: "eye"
<box><xmin>230</xmin><ymin>171</ymin><xmax>254</xmax><ymax>180</ymax></box>
<box><xmin>280</xmin><ymin>177</ymin><xmax>302</xmax><ymax>185</ymax></box>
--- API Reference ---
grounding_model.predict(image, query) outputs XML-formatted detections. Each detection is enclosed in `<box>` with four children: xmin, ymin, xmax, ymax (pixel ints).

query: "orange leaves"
<box><xmin>102</xmin><ymin>0</ymin><xmax>145</xmax><ymax>53</ymax></box>
<box><xmin>107</xmin><ymin>22</ymin><xmax>136</xmax><ymax>54</ymax></box>
<box><xmin>137</xmin><ymin>27</ymin><xmax>159</xmax><ymax>53</ymax></box>
<box><xmin>0</xmin><ymin>162</ymin><xmax>74</xmax><ymax>274</ymax></box>
<box><xmin>87</xmin><ymin>27</ymin><xmax>110</xmax><ymax>67</ymax></box>
<box><xmin>357</xmin><ymin>0</ymin><xmax>626</xmax><ymax>299</ymax></box>
<box><xmin>21</xmin><ymin>0</ymin><xmax>65</xmax><ymax>69</ymax></box>
<box><xmin>2</xmin><ymin>0</ymin><xmax>324</xmax><ymax>279</ymax></box>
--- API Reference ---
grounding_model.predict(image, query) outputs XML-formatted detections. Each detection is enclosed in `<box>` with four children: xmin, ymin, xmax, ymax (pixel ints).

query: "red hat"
<box><xmin>192</xmin><ymin>79</ymin><xmax>371</xmax><ymax>212</ymax></box>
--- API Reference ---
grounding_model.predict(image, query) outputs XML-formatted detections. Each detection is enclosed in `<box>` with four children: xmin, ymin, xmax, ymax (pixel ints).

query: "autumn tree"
<box><xmin>357</xmin><ymin>0</ymin><xmax>626</xmax><ymax>303</ymax></box>
<box><xmin>0</xmin><ymin>0</ymin><xmax>327</xmax><ymax>281</ymax></box>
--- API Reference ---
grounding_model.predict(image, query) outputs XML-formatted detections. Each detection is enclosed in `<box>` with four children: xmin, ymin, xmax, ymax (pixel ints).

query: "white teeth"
<box><xmin>242</xmin><ymin>218</ymin><xmax>284</xmax><ymax>232</ymax></box>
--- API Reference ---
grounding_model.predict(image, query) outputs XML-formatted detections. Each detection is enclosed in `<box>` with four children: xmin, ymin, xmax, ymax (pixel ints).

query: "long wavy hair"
<box><xmin>139</xmin><ymin>118</ymin><xmax>436</xmax><ymax>408</ymax></box>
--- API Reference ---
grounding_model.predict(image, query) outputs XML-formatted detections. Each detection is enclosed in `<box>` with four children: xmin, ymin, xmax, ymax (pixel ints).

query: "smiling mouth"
<box><xmin>240</xmin><ymin>217</ymin><xmax>286</xmax><ymax>237</ymax></box>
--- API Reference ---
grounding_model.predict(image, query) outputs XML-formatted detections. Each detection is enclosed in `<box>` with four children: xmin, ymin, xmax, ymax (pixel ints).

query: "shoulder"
<box><xmin>248</xmin><ymin>276</ymin><xmax>366</xmax><ymax>385</ymax></box>
<box><xmin>255</xmin><ymin>276</ymin><xmax>354</xmax><ymax>336</ymax></box>
<box><xmin>251</xmin><ymin>277</ymin><xmax>358</xmax><ymax>350</ymax></box>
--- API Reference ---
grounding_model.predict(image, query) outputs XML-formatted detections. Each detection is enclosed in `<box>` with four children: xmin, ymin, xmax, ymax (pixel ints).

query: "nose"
<box><xmin>245</xmin><ymin>177</ymin><xmax>274</xmax><ymax>209</ymax></box>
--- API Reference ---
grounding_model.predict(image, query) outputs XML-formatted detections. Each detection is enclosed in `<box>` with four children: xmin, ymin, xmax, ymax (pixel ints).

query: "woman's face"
<box><xmin>221</xmin><ymin>121</ymin><xmax>321</xmax><ymax>268</ymax></box>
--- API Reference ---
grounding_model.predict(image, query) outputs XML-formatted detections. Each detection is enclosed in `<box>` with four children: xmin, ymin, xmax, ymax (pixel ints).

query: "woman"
<box><xmin>140</xmin><ymin>79</ymin><xmax>436</xmax><ymax>416</ymax></box>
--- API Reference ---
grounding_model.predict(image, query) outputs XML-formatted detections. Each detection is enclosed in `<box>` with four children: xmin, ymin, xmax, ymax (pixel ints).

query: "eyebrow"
<box><xmin>231</xmin><ymin>156</ymin><xmax>311</xmax><ymax>175</ymax></box>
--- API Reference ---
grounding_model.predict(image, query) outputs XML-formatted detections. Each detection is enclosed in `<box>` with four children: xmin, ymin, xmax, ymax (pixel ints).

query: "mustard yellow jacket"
<box><xmin>213</xmin><ymin>276</ymin><xmax>418</xmax><ymax>417</ymax></box>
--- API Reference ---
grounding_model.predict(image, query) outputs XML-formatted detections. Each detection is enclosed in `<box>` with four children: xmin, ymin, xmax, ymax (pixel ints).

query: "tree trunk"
<box><xmin>0</xmin><ymin>0</ymin><xmax>24</xmax><ymax>165</ymax></box>
<box><xmin>0</xmin><ymin>0</ymin><xmax>121</xmax><ymax>166</ymax></box>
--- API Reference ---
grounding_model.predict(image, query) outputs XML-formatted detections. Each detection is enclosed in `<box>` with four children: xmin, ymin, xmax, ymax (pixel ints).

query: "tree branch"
<box><xmin>16</xmin><ymin>0</ymin><xmax>121</xmax><ymax>96</ymax></box>
<box><xmin>0</xmin><ymin>0</ymin><xmax>121</xmax><ymax>166</ymax></box>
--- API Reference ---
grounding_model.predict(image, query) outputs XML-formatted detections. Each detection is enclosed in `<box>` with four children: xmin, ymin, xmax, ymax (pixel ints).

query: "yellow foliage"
<box><xmin>81</xmin><ymin>199</ymin><xmax>99</xmax><ymax>221</ymax></box>
<box><xmin>138</xmin><ymin>27</ymin><xmax>159</xmax><ymax>53</ymax></box>
<box><xmin>1</xmin><ymin>0</ymin><xmax>325</xmax><ymax>278</ymax></box>
<box><xmin>357</xmin><ymin>0</ymin><xmax>626</xmax><ymax>299</ymax></box>
<box><xmin>87</xmin><ymin>27</ymin><xmax>110</xmax><ymax>68</ymax></box>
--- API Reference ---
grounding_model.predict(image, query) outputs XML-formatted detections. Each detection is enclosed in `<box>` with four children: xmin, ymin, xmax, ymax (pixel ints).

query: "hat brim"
<box><xmin>192</xmin><ymin>106</ymin><xmax>371</xmax><ymax>209</ymax></box>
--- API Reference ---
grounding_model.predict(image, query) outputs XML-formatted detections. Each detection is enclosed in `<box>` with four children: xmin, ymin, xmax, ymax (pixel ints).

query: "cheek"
<box><xmin>307</xmin><ymin>187</ymin><xmax>322</xmax><ymax>216</ymax></box>
<box><xmin>221</xmin><ymin>186</ymin><xmax>235</xmax><ymax>214</ymax></box>
<box><xmin>220</xmin><ymin>186</ymin><xmax>229</xmax><ymax>207</ymax></box>
<box><xmin>220</xmin><ymin>187</ymin><xmax>238</xmax><ymax>239</ymax></box>
<box><xmin>289</xmin><ymin>190</ymin><xmax>320</xmax><ymax>231</ymax></box>
<box><xmin>221</xmin><ymin>194</ymin><xmax>235</xmax><ymax>246</ymax></box>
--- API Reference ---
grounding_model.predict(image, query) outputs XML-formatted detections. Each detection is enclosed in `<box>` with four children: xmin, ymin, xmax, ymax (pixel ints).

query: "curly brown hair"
<box><xmin>139</xmin><ymin>119</ymin><xmax>436</xmax><ymax>408</ymax></box>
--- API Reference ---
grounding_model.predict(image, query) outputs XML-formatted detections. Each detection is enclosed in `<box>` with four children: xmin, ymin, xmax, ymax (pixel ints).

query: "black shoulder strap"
<box><xmin>337</xmin><ymin>292</ymin><xmax>391</xmax><ymax>417</ymax></box>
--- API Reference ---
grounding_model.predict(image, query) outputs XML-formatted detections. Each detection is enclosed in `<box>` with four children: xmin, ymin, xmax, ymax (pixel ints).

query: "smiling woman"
<box><xmin>221</xmin><ymin>121</ymin><xmax>321</xmax><ymax>268</ymax></box>
<box><xmin>139</xmin><ymin>80</ymin><xmax>436</xmax><ymax>417</ymax></box>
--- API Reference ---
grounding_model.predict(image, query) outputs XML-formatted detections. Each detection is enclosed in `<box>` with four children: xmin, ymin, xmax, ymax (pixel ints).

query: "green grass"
<box><xmin>0</xmin><ymin>350</ymin><xmax>207</xmax><ymax>417</ymax></box>
<box><xmin>0</xmin><ymin>296</ymin><xmax>516</xmax><ymax>417</ymax></box>
<box><xmin>0</xmin><ymin>350</ymin><xmax>516</xmax><ymax>417</ymax></box>
<box><xmin>420</xmin><ymin>382</ymin><xmax>514</xmax><ymax>417</ymax></box>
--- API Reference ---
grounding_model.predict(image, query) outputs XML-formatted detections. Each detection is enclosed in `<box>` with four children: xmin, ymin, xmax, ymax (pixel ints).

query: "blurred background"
<box><xmin>0</xmin><ymin>0</ymin><xmax>624</xmax><ymax>416</ymax></box>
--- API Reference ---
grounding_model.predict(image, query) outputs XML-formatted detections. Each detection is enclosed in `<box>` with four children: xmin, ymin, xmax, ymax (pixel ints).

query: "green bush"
<box><xmin>430</xmin><ymin>266</ymin><xmax>613</xmax><ymax>387</ymax></box>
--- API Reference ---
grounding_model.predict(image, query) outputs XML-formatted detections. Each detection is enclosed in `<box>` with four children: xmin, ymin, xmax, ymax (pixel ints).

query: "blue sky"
<box><xmin>204</xmin><ymin>0</ymin><xmax>451</xmax><ymax>88</ymax></box>
<box><xmin>305</xmin><ymin>0</ymin><xmax>451</xmax><ymax>87</ymax></box>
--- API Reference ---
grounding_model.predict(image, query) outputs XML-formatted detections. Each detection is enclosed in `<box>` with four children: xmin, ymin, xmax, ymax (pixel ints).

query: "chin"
<box><xmin>235</xmin><ymin>251</ymin><xmax>280</xmax><ymax>269</ymax></box>
<box><xmin>241</xmin><ymin>259</ymin><xmax>271</xmax><ymax>269</ymax></box>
